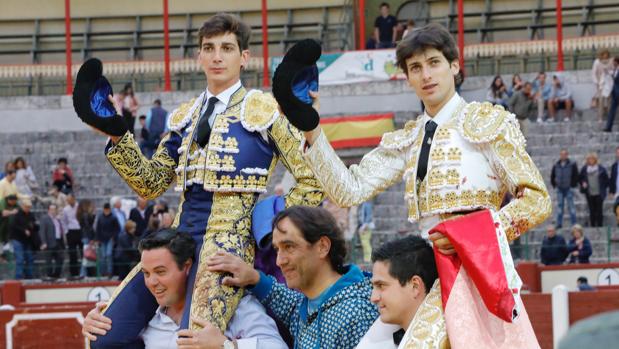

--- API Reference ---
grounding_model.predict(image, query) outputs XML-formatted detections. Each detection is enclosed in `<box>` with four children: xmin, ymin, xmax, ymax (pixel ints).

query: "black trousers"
<box><xmin>66</xmin><ymin>229</ymin><xmax>83</xmax><ymax>276</ymax></box>
<box><xmin>46</xmin><ymin>239</ymin><xmax>65</xmax><ymax>278</ymax></box>
<box><xmin>586</xmin><ymin>194</ymin><xmax>604</xmax><ymax>227</ymax></box>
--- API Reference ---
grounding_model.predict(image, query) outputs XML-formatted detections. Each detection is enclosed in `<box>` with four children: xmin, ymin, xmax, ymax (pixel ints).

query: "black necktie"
<box><xmin>417</xmin><ymin>120</ymin><xmax>438</xmax><ymax>182</ymax></box>
<box><xmin>393</xmin><ymin>328</ymin><xmax>406</xmax><ymax>346</ymax></box>
<box><xmin>195</xmin><ymin>96</ymin><xmax>218</xmax><ymax>148</ymax></box>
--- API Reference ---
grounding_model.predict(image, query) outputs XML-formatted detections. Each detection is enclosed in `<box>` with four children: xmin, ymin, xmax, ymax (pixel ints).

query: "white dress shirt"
<box><xmin>62</xmin><ymin>203</ymin><xmax>81</xmax><ymax>230</ymax></box>
<box><xmin>201</xmin><ymin>80</ymin><xmax>269</xmax><ymax>141</ymax></box>
<box><xmin>140</xmin><ymin>295</ymin><xmax>287</xmax><ymax>349</ymax></box>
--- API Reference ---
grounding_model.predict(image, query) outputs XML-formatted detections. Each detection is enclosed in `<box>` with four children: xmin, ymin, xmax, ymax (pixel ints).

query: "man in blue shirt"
<box><xmin>207</xmin><ymin>206</ymin><xmax>378</xmax><ymax>349</ymax></box>
<box><xmin>533</xmin><ymin>71</ymin><xmax>552</xmax><ymax>123</ymax></box>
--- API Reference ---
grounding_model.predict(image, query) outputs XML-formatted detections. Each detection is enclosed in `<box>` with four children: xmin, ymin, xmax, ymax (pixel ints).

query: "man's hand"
<box><xmin>82</xmin><ymin>302</ymin><xmax>112</xmax><ymax>341</ymax></box>
<box><xmin>302</xmin><ymin>90</ymin><xmax>322</xmax><ymax>146</ymax></box>
<box><xmin>25</xmin><ymin>230</ymin><xmax>30</xmax><ymax>237</ymax></box>
<box><xmin>40</xmin><ymin>243</ymin><xmax>47</xmax><ymax>251</ymax></box>
<box><xmin>429</xmin><ymin>232</ymin><xmax>456</xmax><ymax>255</ymax></box>
<box><xmin>205</xmin><ymin>251</ymin><xmax>260</xmax><ymax>287</ymax></box>
<box><xmin>177</xmin><ymin>317</ymin><xmax>229</xmax><ymax>349</ymax></box>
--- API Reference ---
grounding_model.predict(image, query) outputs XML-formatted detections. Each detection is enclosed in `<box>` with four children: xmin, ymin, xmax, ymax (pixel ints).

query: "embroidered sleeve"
<box><xmin>268</xmin><ymin>115</ymin><xmax>324</xmax><ymax>208</ymax></box>
<box><xmin>484</xmin><ymin>117</ymin><xmax>551</xmax><ymax>241</ymax></box>
<box><xmin>105</xmin><ymin>131</ymin><xmax>179</xmax><ymax>200</ymax></box>
<box><xmin>301</xmin><ymin>122</ymin><xmax>415</xmax><ymax>208</ymax></box>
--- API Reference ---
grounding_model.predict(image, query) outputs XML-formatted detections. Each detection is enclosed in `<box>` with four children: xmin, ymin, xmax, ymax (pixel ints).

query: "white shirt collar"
<box><xmin>421</xmin><ymin>93</ymin><xmax>464</xmax><ymax>127</ymax></box>
<box><xmin>206</xmin><ymin>80</ymin><xmax>242</xmax><ymax>108</ymax></box>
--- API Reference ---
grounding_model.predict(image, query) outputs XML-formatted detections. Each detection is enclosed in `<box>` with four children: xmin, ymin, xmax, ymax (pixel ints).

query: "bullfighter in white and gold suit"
<box><xmin>274</xmin><ymin>24</ymin><xmax>550</xmax><ymax>348</ymax></box>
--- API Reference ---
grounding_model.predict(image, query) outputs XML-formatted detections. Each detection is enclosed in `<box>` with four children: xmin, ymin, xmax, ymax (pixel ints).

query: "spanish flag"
<box><xmin>320</xmin><ymin>113</ymin><xmax>395</xmax><ymax>149</ymax></box>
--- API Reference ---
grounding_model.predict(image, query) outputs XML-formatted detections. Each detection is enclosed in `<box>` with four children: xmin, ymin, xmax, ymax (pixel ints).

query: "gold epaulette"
<box><xmin>379</xmin><ymin>119</ymin><xmax>420</xmax><ymax>150</ymax></box>
<box><xmin>458</xmin><ymin>102</ymin><xmax>517</xmax><ymax>144</ymax></box>
<box><xmin>167</xmin><ymin>98</ymin><xmax>198</xmax><ymax>132</ymax></box>
<box><xmin>240</xmin><ymin>90</ymin><xmax>280</xmax><ymax>132</ymax></box>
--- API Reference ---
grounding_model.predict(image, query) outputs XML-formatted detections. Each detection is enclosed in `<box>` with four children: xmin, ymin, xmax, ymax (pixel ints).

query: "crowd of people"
<box><xmin>486</xmin><ymin>51</ymin><xmax>619</xmax><ymax>139</ymax></box>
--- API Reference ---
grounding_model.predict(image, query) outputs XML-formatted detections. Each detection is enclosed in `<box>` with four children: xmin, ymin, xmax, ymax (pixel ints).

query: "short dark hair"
<box><xmin>380</xmin><ymin>2</ymin><xmax>390</xmax><ymax>9</ymax></box>
<box><xmin>577</xmin><ymin>276</ymin><xmax>588</xmax><ymax>284</ymax></box>
<box><xmin>138</xmin><ymin>115</ymin><xmax>146</xmax><ymax>120</ymax></box>
<box><xmin>103</xmin><ymin>203</ymin><xmax>111</xmax><ymax>210</ymax></box>
<box><xmin>198</xmin><ymin>13</ymin><xmax>251</xmax><ymax>51</ymax></box>
<box><xmin>57</xmin><ymin>157</ymin><xmax>68</xmax><ymax>164</ymax></box>
<box><xmin>153</xmin><ymin>99</ymin><xmax>161</xmax><ymax>106</ymax></box>
<box><xmin>372</xmin><ymin>235</ymin><xmax>438</xmax><ymax>292</ymax></box>
<box><xmin>138</xmin><ymin>229</ymin><xmax>196</xmax><ymax>270</ymax></box>
<box><xmin>272</xmin><ymin>206</ymin><xmax>347</xmax><ymax>273</ymax></box>
<box><xmin>396</xmin><ymin>23</ymin><xmax>459</xmax><ymax>75</ymax></box>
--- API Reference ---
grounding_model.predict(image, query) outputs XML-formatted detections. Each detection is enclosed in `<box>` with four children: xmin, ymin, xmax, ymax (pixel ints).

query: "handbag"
<box><xmin>84</xmin><ymin>241</ymin><xmax>97</xmax><ymax>261</ymax></box>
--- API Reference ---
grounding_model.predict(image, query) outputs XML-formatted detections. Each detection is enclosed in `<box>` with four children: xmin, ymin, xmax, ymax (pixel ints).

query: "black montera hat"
<box><xmin>272</xmin><ymin>39</ymin><xmax>321</xmax><ymax>131</ymax></box>
<box><xmin>73</xmin><ymin>58</ymin><xmax>128</xmax><ymax>136</ymax></box>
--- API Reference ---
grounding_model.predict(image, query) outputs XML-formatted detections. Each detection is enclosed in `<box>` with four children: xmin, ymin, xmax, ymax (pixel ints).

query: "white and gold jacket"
<box><xmin>303</xmin><ymin>93</ymin><xmax>551</xmax><ymax>242</ymax></box>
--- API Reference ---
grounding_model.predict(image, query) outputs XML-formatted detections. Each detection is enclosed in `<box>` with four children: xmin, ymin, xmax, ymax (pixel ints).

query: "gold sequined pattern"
<box><xmin>241</xmin><ymin>90</ymin><xmax>280</xmax><ymax>131</ymax></box>
<box><xmin>458</xmin><ymin>102</ymin><xmax>510</xmax><ymax>144</ymax></box>
<box><xmin>487</xmin><ymin>118</ymin><xmax>551</xmax><ymax>240</ymax></box>
<box><xmin>418</xmin><ymin>188</ymin><xmax>503</xmax><ymax>216</ymax></box>
<box><xmin>380</xmin><ymin>119</ymin><xmax>419</xmax><ymax>150</ymax></box>
<box><xmin>402</xmin><ymin>280</ymin><xmax>450</xmax><ymax>349</ymax></box>
<box><xmin>168</xmin><ymin>98</ymin><xmax>197</xmax><ymax>131</ymax></box>
<box><xmin>106</xmin><ymin>132</ymin><xmax>177</xmax><ymax>199</ymax></box>
<box><xmin>269</xmin><ymin>115</ymin><xmax>324</xmax><ymax>207</ymax></box>
<box><xmin>190</xmin><ymin>192</ymin><xmax>256</xmax><ymax>332</ymax></box>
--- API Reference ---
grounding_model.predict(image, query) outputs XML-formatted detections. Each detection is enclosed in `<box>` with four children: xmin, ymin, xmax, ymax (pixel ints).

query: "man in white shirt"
<box><xmin>82</xmin><ymin>229</ymin><xmax>287</xmax><ymax>349</ymax></box>
<box><xmin>355</xmin><ymin>235</ymin><xmax>444</xmax><ymax>349</ymax></box>
<box><xmin>63</xmin><ymin>193</ymin><xmax>82</xmax><ymax>277</ymax></box>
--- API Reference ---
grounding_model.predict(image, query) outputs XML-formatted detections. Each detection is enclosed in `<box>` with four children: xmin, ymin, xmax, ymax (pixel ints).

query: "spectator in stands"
<box><xmin>82</xmin><ymin>229</ymin><xmax>287</xmax><ymax>349</ymax></box>
<box><xmin>95</xmin><ymin>203</ymin><xmax>120</xmax><ymax>277</ymax></box>
<box><xmin>592</xmin><ymin>49</ymin><xmax>614</xmax><ymax>122</ymax></box>
<box><xmin>9</xmin><ymin>198</ymin><xmax>36</xmax><ymax>279</ymax></box>
<box><xmin>116</xmin><ymin>83</ymin><xmax>139</xmax><ymax>135</ymax></box>
<box><xmin>77</xmin><ymin>198</ymin><xmax>96</xmax><ymax>277</ymax></box>
<box><xmin>551</xmin><ymin>149</ymin><xmax>579</xmax><ymax>228</ymax></box>
<box><xmin>207</xmin><ymin>206</ymin><xmax>378</xmax><ymax>349</ymax></box>
<box><xmin>48</xmin><ymin>186</ymin><xmax>68</xmax><ymax>215</ymax></box>
<box><xmin>402</xmin><ymin>19</ymin><xmax>415</xmax><ymax>39</ymax></box>
<box><xmin>115</xmin><ymin>220</ymin><xmax>140</xmax><ymax>279</ymax></box>
<box><xmin>146</xmin><ymin>99</ymin><xmax>169</xmax><ymax>147</ymax></box>
<box><xmin>13</xmin><ymin>157</ymin><xmax>38</xmax><ymax>198</ymax></box>
<box><xmin>603</xmin><ymin>56</ymin><xmax>619</xmax><ymax>132</ymax></box>
<box><xmin>0</xmin><ymin>194</ymin><xmax>19</xmax><ymax>245</ymax></box>
<box><xmin>609</xmin><ymin>146</ymin><xmax>619</xmax><ymax>226</ymax></box>
<box><xmin>52</xmin><ymin>157</ymin><xmax>74</xmax><ymax>194</ymax></box>
<box><xmin>39</xmin><ymin>203</ymin><xmax>65</xmax><ymax>279</ymax></box>
<box><xmin>137</xmin><ymin>115</ymin><xmax>154</xmax><ymax>159</ymax></box>
<box><xmin>144</xmin><ymin>215</ymin><xmax>161</xmax><ymax>237</ymax></box>
<box><xmin>579</xmin><ymin>152</ymin><xmax>609</xmax><ymax>227</ymax></box>
<box><xmin>533</xmin><ymin>72</ymin><xmax>552</xmax><ymax>123</ymax></box>
<box><xmin>111</xmin><ymin>196</ymin><xmax>126</xmax><ymax>239</ymax></box>
<box><xmin>0</xmin><ymin>167</ymin><xmax>26</xmax><ymax>201</ymax></box>
<box><xmin>576</xmin><ymin>276</ymin><xmax>595</xmax><ymax>291</ymax></box>
<box><xmin>567</xmin><ymin>224</ymin><xmax>592</xmax><ymax>264</ymax></box>
<box><xmin>508</xmin><ymin>81</ymin><xmax>536</xmax><ymax>138</ymax></box>
<box><xmin>160</xmin><ymin>211</ymin><xmax>174</xmax><ymax>229</ymax></box>
<box><xmin>486</xmin><ymin>75</ymin><xmax>509</xmax><ymax>108</ymax></box>
<box><xmin>508</xmin><ymin>73</ymin><xmax>524</xmax><ymax>97</ymax></box>
<box><xmin>129</xmin><ymin>197</ymin><xmax>152</xmax><ymax>238</ymax></box>
<box><xmin>549</xmin><ymin>74</ymin><xmax>574</xmax><ymax>122</ymax></box>
<box><xmin>63</xmin><ymin>193</ymin><xmax>83</xmax><ymax>278</ymax></box>
<box><xmin>540</xmin><ymin>225</ymin><xmax>568</xmax><ymax>265</ymax></box>
<box><xmin>374</xmin><ymin>2</ymin><xmax>398</xmax><ymax>49</ymax></box>
<box><xmin>356</xmin><ymin>235</ymin><xmax>440</xmax><ymax>348</ymax></box>
<box><xmin>358</xmin><ymin>200</ymin><xmax>374</xmax><ymax>263</ymax></box>
<box><xmin>0</xmin><ymin>161</ymin><xmax>15</xmax><ymax>181</ymax></box>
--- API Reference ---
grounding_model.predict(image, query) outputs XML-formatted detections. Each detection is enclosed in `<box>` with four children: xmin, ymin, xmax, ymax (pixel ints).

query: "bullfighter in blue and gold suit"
<box><xmin>73</xmin><ymin>14</ymin><xmax>323</xmax><ymax>348</ymax></box>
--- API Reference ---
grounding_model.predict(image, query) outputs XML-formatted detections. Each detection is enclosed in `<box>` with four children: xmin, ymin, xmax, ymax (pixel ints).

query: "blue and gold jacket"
<box><xmin>105</xmin><ymin>86</ymin><xmax>324</xmax><ymax>236</ymax></box>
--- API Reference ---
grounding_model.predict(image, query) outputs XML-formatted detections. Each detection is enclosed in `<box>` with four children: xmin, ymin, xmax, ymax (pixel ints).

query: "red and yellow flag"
<box><xmin>320</xmin><ymin>113</ymin><xmax>395</xmax><ymax>149</ymax></box>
